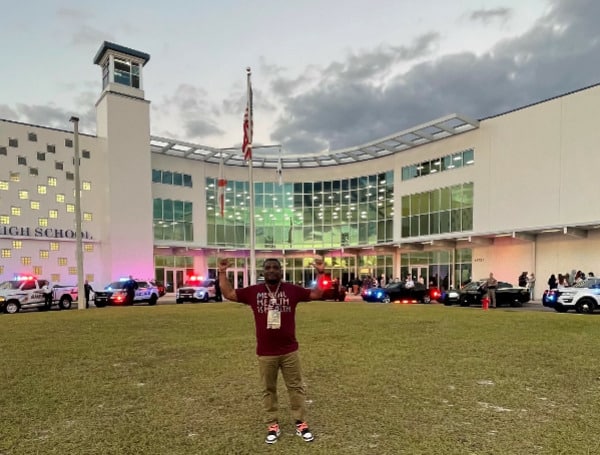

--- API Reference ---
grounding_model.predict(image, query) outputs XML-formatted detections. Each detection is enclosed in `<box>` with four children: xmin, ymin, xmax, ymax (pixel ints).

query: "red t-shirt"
<box><xmin>236</xmin><ymin>282</ymin><xmax>312</xmax><ymax>356</ymax></box>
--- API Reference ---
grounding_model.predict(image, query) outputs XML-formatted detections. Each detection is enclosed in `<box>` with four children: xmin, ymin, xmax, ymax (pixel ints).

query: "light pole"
<box><xmin>70</xmin><ymin>116</ymin><xmax>85</xmax><ymax>310</ymax></box>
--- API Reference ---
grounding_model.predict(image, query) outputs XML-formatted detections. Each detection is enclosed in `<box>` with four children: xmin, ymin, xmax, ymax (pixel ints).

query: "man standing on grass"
<box><xmin>218</xmin><ymin>257</ymin><xmax>324</xmax><ymax>445</ymax></box>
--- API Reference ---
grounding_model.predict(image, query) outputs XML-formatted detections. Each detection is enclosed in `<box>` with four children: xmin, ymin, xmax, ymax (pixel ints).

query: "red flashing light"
<box><xmin>188</xmin><ymin>275</ymin><xmax>205</xmax><ymax>281</ymax></box>
<box><xmin>15</xmin><ymin>275</ymin><xmax>35</xmax><ymax>281</ymax></box>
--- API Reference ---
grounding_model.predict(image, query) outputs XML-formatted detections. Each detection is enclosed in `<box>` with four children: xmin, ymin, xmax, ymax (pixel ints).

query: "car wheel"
<box><xmin>176</xmin><ymin>299</ymin><xmax>184</xmax><ymax>304</ymax></box>
<box><xmin>202</xmin><ymin>294</ymin><xmax>209</xmax><ymax>303</ymax></box>
<box><xmin>5</xmin><ymin>301</ymin><xmax>20</xmax><ymax>314</ymax></box>
<box><xmin>95</xmin><ymin>301</ymin><xmax>107</xmax><ymax>308</ymax></box>
<box><xmin>510</xmin><ymin>299</ymin><xmax>523</xmax><ymax>307</ymax></box>
<box><xmin>575</xmin><ymin>298</ymin><xmax>595</xmax><ymax>314</ymax></box>
<box><xmin>554</xmin><ymin>303</ymin><xmax>568</xmax><ymax>313</ymax></box>
<box><xmin>59</xmin><ymin>296</ymin><xmax>72</xmax><ymax>310</ymax></box>
<box><xmin>382</xmin><ymin>296</ymin><xmax>391</xmax><ymax>304</ymax></box>
<box><xmin>422</xmin><ymin>295</ymin><xmax>431</xmax><ymax>304</ymax></box>
<box><xmin>459</xmin><ymin>301</ymin><xmax>470</xmax><ymax>307</ymax></box>
<box><xmin>148</xmin><ymin>294</ymin><xmax>158</xmax><ymax>306</ymax></box>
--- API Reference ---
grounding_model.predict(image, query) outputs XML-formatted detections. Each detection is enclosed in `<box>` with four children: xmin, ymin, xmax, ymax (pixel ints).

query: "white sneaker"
<box><xmin>265</xmin><ymin>423</ymin><xmax>281</xmax><ymax>444</ymax></box>
<box><xmin>295</xmin><ymin>421</ymin><xmax>314</xmax><ymax>442</ymax></box>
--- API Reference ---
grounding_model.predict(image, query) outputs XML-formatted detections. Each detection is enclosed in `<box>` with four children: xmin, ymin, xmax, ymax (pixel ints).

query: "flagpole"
<box><xmin>245</xmin><ymin>67</ymin><xmax>256</xmax><ymax>285</ymax></box>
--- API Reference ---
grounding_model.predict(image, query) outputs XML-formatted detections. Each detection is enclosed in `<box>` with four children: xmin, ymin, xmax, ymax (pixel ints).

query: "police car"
<box><xmin>94</xmin><ymin>279</ymin><xmax>160</xmax><ymax>307</ymax></box>
<box><xmin>0</xmin><ymin>275</ymin><xmax>78</xmax><ymax>314</ymax></box>
<box><xmin>176</xmin><ymin>276</ymin><xmax>217</xmax><ymax>303</ymax></box>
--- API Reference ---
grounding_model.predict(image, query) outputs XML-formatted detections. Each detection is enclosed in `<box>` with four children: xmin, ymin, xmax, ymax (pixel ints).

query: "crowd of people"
<box><xmin>547</xmin><ymin>270</ymin><xmax>594</xmax><ymax>290</ymax></box>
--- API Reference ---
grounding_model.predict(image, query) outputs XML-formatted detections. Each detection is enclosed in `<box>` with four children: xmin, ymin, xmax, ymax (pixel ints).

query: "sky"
<box><xmin>1</xmin><ymin>0</ymin><xmax>599</xmax><ymax>156</ymax></box>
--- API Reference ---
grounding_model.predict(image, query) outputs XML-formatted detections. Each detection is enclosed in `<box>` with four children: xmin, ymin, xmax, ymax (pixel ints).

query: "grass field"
<box><xmin>2</xmin><ymin>302</ymin><xmax>600</xmax><ymax>455</ymax></box>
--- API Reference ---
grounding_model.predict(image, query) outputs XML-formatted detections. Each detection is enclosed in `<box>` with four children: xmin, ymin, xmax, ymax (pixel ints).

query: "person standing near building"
<box><xmin>84</xmin><ymin>280</ymin><xmax>94</xmax><ymax>308</ymax></box>
<box><xmin>484</xmin><ymin>272</ymin><xmax>498</xmax><ymax>308</ymax></box>
<box><xmin>527</xmin><ymin>273</ymin><xmax>536</xmax><ymax>300</ymax></box>
<box><xmin>217</xmin><ymin>257</ymin><xmax>325</xmax><ymax>445</ymax></box>
<box><xmin>123</xmin><ymin>275</ymin><xmax>138</xmax><ymax>305</ymax></box>
<box><xmin>41</xmin><ymin>280</ymin><xmax>53</xmax><ymax>310</ymax></box>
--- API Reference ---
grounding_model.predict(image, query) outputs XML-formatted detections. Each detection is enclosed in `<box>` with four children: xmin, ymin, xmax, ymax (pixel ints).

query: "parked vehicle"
<box><xmin>151</xmin><ymin>280</ymin><xmax>166</xmax><ymax>297</ymax></box>
<box><xmin>94</xmin><ymin>279</ymin><xmax>160</xmax><ymax>307</ymax></box>
<box><xmin>442</xmin><ymin>288</ymin><xmax>461</xmax><ymax>306</ymax></box>
<box><xmin>542</xmin><ymin>278</ymin><xmax>600</xmax><ymax>313</ymax></box>
<box><xmin>176</xmin><ymin>276</ymin><xmax>217</xmax><ymax>303</ymax></box>
<box><xmin>0</xmin><ymin>275</ymin><xmax>78</xmax><ymax>314</ymax></box>
<box><xmin>362</xmin><ymin>282</ymin><xmax>439</xmax><ymax>304</ymax></box>
<box><xmin>451</xmin><ymin>280</ymin><xmax>530</xmax><ymax>307</ymax></box>
<box><xmin>318</xmin><ymin>275</ymin><xmax>347</xmax><ymax>301</ymax></box>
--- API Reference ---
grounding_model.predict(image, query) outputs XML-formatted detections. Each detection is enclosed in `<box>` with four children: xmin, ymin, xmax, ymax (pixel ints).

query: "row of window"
<box><xmin>0</xmin><ymin>211</ymin><xmax>92</xmax><ymax>224</ymax></box>
<box><xmin>0</xmin><ymin>248</ymin><xmax>93</xmax><ymax>259</ymax></box>
<box><xmin>1</xmin><ymin>181</ymin><xmax>91</xmax><ymax>193</ymax></box>
<box><xmin>402</xmin><ymin>148</ymin><xmax>474</xmax><ymax>181</ymax></box>
<box><xmin>2</xmin><ymin>136</ymin><xmax>91</xmax><ymax>153</ymax></box>
<box><xmin>152</xmin><ymin>169</ymin><xmax>193</xmax><ymax>187</ymax></box>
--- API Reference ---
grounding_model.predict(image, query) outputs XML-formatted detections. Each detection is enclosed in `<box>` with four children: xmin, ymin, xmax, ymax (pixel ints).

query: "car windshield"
<box><xmin>462</xmin><ymin>282</ymin><xmax>481</xmax><ymax>291</ymax></box>
<box><xmin>0</xmin><ymin>280</ymin><xmax>23</xmax><ymax>290</ymax></box>
<box><xmin>104</xmin><ymin>281</ymin><xmax>125</xmax><ymax>290</ymax></box>
<box><xmin>577</xmin><ymin>278</ymin><xmax>600</xmax><ymax>289</ymax></box>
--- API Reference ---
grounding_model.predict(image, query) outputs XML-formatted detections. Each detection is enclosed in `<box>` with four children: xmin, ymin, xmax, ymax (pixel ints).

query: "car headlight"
<box><xmin>0</xmin><ymin>297</ymin><xmax>5</xmax><ymax>302</ymax></box>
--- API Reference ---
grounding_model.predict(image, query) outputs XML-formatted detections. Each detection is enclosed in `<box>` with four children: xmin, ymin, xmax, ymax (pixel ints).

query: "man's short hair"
<box><xmin>263</xmin><ymin>258</ymin><xmax>281</xmax><ymax>268</ymax></box>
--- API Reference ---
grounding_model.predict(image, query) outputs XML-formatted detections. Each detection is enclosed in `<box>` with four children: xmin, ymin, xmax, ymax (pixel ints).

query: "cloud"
<box><xmin>468</xmin><ymin>8</ymin><xmax>513</xmax><ymax>24</ymax></box>
<box><xmin>269</xmin><ymin>0</ymin><xmax>600</xmax><ymax>153</ymax></box>
<box><xmin>153</xmin><ymin>83</ymin><xmax>225</xmax><ymax>140</ymax></box>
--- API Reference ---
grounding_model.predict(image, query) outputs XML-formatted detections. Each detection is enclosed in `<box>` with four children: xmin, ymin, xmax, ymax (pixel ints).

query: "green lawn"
<box><xmin>2</xmin><ymin>302</ymin><xmax>600</xmax><ymax>455</ymax></box>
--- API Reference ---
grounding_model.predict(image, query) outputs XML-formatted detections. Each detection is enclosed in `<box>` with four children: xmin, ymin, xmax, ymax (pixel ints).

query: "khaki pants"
<box><xmin>258</xmin><ymin>350</ymin><xmax>306</xmax><ymax>424</ymax></box>
<box><xmin>488</xmin><ymin>288</ymin><xmax>497</xmax><ymax>307</ymax></box>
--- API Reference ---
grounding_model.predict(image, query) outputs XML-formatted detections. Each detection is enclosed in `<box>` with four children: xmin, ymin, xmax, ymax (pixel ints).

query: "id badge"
<box><xmin>267</xmin><ymin>309</ymin><xmax>281</xmax><ymax>329</ymax></box>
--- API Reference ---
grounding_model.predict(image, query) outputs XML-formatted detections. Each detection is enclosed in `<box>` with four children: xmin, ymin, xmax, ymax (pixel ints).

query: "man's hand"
<box><xmin>312</xmin><ymin>258</ymin><xmax>325</xmax><ymax>275</ymax></box>
<box><xmin>218</xmin><ymin>258</ymin><xmax>231</xmax><ymax>273</ymax></box>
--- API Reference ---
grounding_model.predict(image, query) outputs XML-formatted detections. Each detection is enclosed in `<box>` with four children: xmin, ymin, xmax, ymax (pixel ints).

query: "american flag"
<box><xmin>242</xmin><ymin>68</ymin><xmax>253</xmax><ymax>161</ymax></box>
<box><xmin>217</xmin><ymin>156</ymin><xmax>227</xmax><ymax>216</ymax></box>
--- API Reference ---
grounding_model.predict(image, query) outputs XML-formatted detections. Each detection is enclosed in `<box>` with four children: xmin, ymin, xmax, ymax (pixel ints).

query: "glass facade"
<box><xmin>152</xmin><ymin>169</ymin><xmax>193</xmax><ymax>187</ymax></box>
<box><xmin>153</xmin><ymin>198</ymin><xmax>194</xmax><ymax>241</ymax></box>
<box><xmin>205</xmin><ymin>172</ymin><xmax>394</xmax><ymax>249</ymax></box>
<box><xmin>401</xmin><ymin>182</ymin><xmax>473</xmax><ymax>238</ymax></box>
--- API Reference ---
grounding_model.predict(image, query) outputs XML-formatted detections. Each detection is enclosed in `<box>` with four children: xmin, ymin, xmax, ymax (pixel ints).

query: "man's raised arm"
<box><xmin>218</xmin><ymin>259</ymin><xmax>238</xmax><ymax>302</ymax></box>
<box><xmin>309</xmin><ymin>258</ymin><xmax>325</xmax><ymax>301</ymax></box>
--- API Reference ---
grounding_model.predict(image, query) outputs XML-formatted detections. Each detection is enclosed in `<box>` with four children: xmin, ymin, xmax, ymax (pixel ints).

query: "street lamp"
<box><xmin>70</xmin><ymin>116</ymin><xmax>85</xmax><ymax>310</ymax></box>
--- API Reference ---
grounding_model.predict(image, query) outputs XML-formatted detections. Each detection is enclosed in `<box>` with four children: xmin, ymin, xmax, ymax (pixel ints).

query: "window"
<box><xmin>65</xmin><ymin>138</ymin><xmax>73</xmax><ymax>148</ymax></box>
<box><xmin>82</xmin><ymin>150</ymin><xmax>91</xmax><ymax>159</ymax></box>
<box><xmin>183</xmin><ymin>174</ymin><xmax>193</xmax><ymax>187</ymax></box>
<box><xmin>0</xmin><ymin>215</ymin><xmax>9</xmax><ymax>224</ymax></box>
<box><xmin>18</xmin><ymin>156</ymin><xmax>27</xmax><ymax>166</ymax></box>
<box><xmin>83</xmin><ymin>212</ymin><xmax>92</xmax><ymax>221</ymax></box>
<box><xmin>33</xmin><ymin>266</ymin><xmax>42</xmax><ymax>275</ymax></box>
<box><xmin>114</xmin><ymin>58</ymin><xmax>141</xmax><ymax>88</ymax></box>
<box><xmin>10</xmin><ymin>172</ymin><xmax>19</xmax><ymax>182</ymax></box>
<box><xmin>56</xmin><ymin>194</ymin><xmax>65</xmax><ymax>203</ymax></box>
<box><xmin>51</xmin><ymin>273</ymin><xmax>60</xmax><ymax>282</ymax></box>
<box><xmin>12</xmin><ymin>240</ymin><xmax>22</xmax><ymax>249</ymax></box>
<box><xmin>49</xmin><ymin>210</ymin><xmax>58</xmax><ymax>219</ymax></box>
<box><xmin>30</xmin><ymin>168</ymin><xmax>38</xmax><ymax>176</ymax></box>
<box><xmin>66</xmin><ymin>204</ymin><xmax>75</xmax><ymax>213</ymax></box>
<box><xmin>55</xmin><ymin>161</ymin><xmax>64</xmax><ymax>170</ymax></box>
<box><xmin>37</xmin><ymin>152</ymin><xmax>45</xmax><ymax>161</ymax></box>
<box><xmin>68</xmin><ymin>267</ymin><xmax>77</xmax><ymax>275</ymax></box>
<box><xmin>30</xmin><ymin>201</ymin><xmax>40</xmax><ymax>210</ymax></box>
<box><xmin>66</xmin><ymin>172</ymin><xmax>74</xmax><ymax>181</ymax></box>
<box><xmin>28</xmin><ymin>132</ymin><xmax>37</xmax><ymax>142</ymax></box>
<box><xmin>152</xmin><ymin>169</ymin><xmax>161</xmax><ymax>183</ymax></box>
<box><xmin>0</xmin><ymin>181</ymin><xmax>8</xmax><ymax>190</ymax></box>
<box><xmin>58</xmin><ymin>257</ymin><xmax>67</xmax><ymax>266</ymax></box>
<box><xmin>47</xmin><ymin>144</ymin><xmax>56</xmax><ymax>154</ymax></box>
<box><xmin>2</xmin><ymin>249</ymin><xmax>12</xmax><ymax>258</ymax></box>
<box><xmin>11</xmin><ymin>207</ymin><xmax>20</xmax><ymax>216</ymax></box>
<box><xmin>0</xmin><ymin>146</ymin><xmax>6</xmax><ymax>156</ymax></box>
<box><xmin>37</xmin><ymin>185</ymin><xmax>47</xmax><ymax>195</ymax></box>
<box><xmin>9</xmin><ymin>138</ymin><xmax>18</xmax><ymax>147</ymax></box>
<box><xmin>21</xmin><ymin>257</ymin><xmax>32</xmax><ymax>265</ymax></box>
<box><xmin>82</xmin><ymin>181</ymin><xmax>91</xmax><ymax>191</ymax></box>
<box><xmin>48</xmin><ymin>177</ymin><xmax>57</xmax><ymax>187</ymax></box>
<box><xmin>38</xmin><ymin>218</ymin><xmax>48</xmax><ymax>227</ymax></box>
<box><xmin>19</xmin><ymin>190</ymin><xmax>28</xmax><ymax>200</ymax></box>
<box><xmin>84</xmin><ymin>244</ymin><xmax>94</xmax><ymax>252</ymax></box>
<box><xmin>40</xmin><ymin>250</ymin><xmax>49</xmax><ymax>259</ymax></box>
<box><xmin>50</xmin><ymin>242</ymin><xmax>59</xmax><ymax>251</ymax></box>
